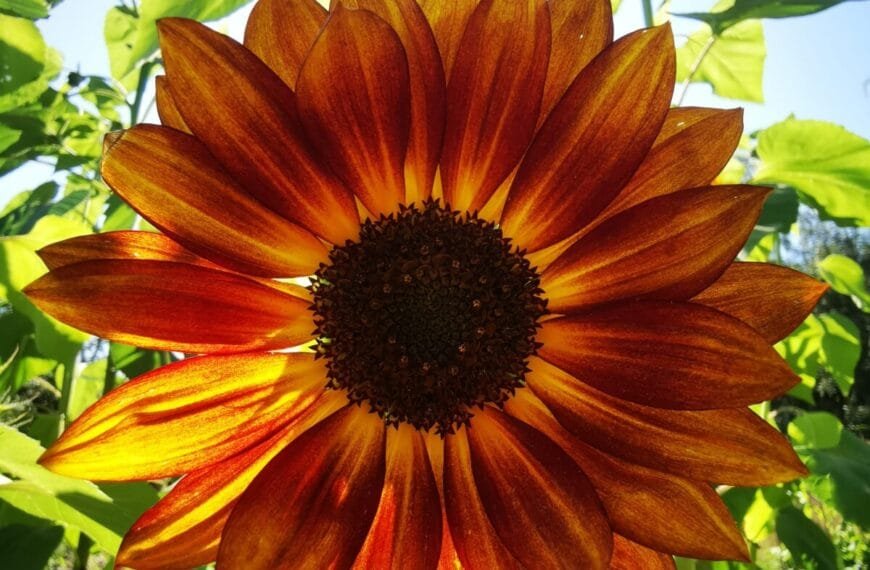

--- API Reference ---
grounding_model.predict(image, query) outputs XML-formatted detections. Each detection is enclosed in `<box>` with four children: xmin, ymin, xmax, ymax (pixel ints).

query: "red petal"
<box><xmin>527</xmin><ymin>356</ymin><xmax>807</xmax><ymax>486</ymax></box>
<box><xmin>417</xmin><ymin>0</ymin><xmax>479</xmax><ymax>77</ymax></box>
<box><xmin>692</xmin><ymin>262</ymin><xmax>828</xmax><ymax>343</ymax></box>
<box><xmin>541</xmin><ymin>185</ymin><xmax>769</xmax><ymax>313</ymax></box>
<box><xmin>37</xmin><ymin>231</ymin><xmax>208</xmax><ymax>271</ymax></box>
<box><xmin>610</xmin><ymin>535</ymin><xmax>676</xmax><ymax>570</ymax></box>
<box><xmin>24</xmin><ymin>260</ymin><xmax>313</xmax><ymax>354</ymax></box>
<box><xmin>296</xmin><ymin>5</ymin><xmax>411</xmax><ymax>216</ymax></box>
<box><xmin>154</xmin><ymin>76</ymin><xmax>190</xmax><ymax>133</ymax></box>
<box><xmin>501</xmin><ymin>25</ymin><xmax>675</xmax><ymax>251</ymax></box>
<box><xmin>440</xmin><ymin>0</ymin><xmax>551</xmax><ymax>212</ymax></box>
<box><xmin>217</xmin><ymin>406</ymin><xmax>386</xmax><ymax>569</ymax></box>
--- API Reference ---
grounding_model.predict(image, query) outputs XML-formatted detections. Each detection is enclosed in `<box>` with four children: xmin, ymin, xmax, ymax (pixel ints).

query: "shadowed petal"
<box><xmin>39</xmin><ymin>353</ymin><xmax>328</xmax><ymax>480</ymax></box>
<box><xmin>116</xmin><ymin>389</ymin><xmax>345</xmax><ymax>570</ymax></box>
<box><xmin>602</xmin><ymin>107</ymin><xmax>744</xmax><ymax>218</ymax></box>
<box><xmin>37</xmin><ymin>231</ymin><xmax>208</xmax><ymax>270</ymax></box>
<box><xmin>354</xmin><ymin>424</ymin><xmax>442</xmax><ymax>570</ymax></box>
<box><xmin>297</xmin><ymin>5</ymin><xmax>411</xmax><ymax>216</ymax></box>
<box><xmin>501</xmin><ymin>25</ymin><xmax>675</xmax><ymax>251</ymax></box>
<box><xmin>157</xmin><ymin>18</ymin><xmax>359</xmax><ymax>244</ymax></box>
<box><xmin>540</xmin><ymin>0</ymin><xmax>612</xmax><ymax>122</ymax></box>
<box><xmin>102</xmin><ymin>126</ymin><xmax>328</xmax><ymax>278</ymax></box>
<box><xmin>466</xmin><ymin>408</ymin><xmax>612</xmax><ymax>569</ymax></box>
<box><xmin>217</xmin><ymin>406</ymin><xmax>386</xmax><ymax>569</ymax></box>
<box><xmin>154</xmin><ymin>76</ymin><xmax>190</xmax><ymax>133</ymax></box>
<box><xmin>341</xmin><ymin>0</ymin><xmax>446</xmax><ymax>203</ymax></box>
<box><xmin>538</xmin><ymin>301</ymin><xmax>799</xmax><ymax>409</ymax></box>
<box><xmin>244</xmin><ymin>0</ymin><xmax>326</xmax><ymax>89</ymax></box>
<box><xmin>611</xmin><ymin>535</ymin><xmax>676</xmax><ymax>570</ymax></box>
<box><xmin>527</xmin><ymin>357</ymin><xmax>807</xmax><ymax>486</ymax></box>
<box><xmin>24</xmin><ymin>260</ymin><xmax>313</xmax><ymax>354</ymax></box>
<box><xmin>505</xmin><ymin>389</ymin><xmax>749</xmax><ymax>561</ymax></box>
<box><xmin>541</xmin><ymin>185</ymin><xmax>769</xmax><ymax>313</ymax></box>
<box><xmin>692</xmin><ymin>262</ymin><xmax>828</xmax><ymax>343</ymax></box>
<box><xmin>440</xmin><ymin>0</ymin><xmax>550</xmax><ymax>213</ymax></box>
<box><xmin>417</xmin><ymin>0</ymin><xmax>479</xmax><ymax>77</ymax></box>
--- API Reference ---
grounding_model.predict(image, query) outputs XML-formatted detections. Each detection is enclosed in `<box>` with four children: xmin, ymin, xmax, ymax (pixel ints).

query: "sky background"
<box><xmin>2</xmin><ymin>0</ymin><xmax>870</xmax><ymax>206</ymax></box>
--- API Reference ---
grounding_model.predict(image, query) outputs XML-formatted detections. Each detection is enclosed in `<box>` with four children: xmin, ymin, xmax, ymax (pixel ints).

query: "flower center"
<box><xmin>310</xmin><ymin>201</ymin><xmax>547</xmax><ymax>434</ymax></box>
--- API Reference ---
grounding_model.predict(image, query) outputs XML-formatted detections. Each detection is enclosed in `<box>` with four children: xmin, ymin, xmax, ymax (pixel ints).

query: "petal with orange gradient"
<box><xmin>541</xmin><ymin>185</ymin><xmax>769</xmax><ymax>313</ymax></box>
<box><xmin>417</xmin><ymin>0</ymin><xmax>479</xmax><ymax>77</ymax></box>
<box><xmin>443</xmin><ymin>427</ymin><xmax>522</xmax><ymax>570</ymax></box>
<box><xmin>504</xmin><ymin>389</ymin><xmax>749</xmax><ymax>561</ymax></box>
<box><xmin>526</xmin><ymin>357</ymin><xmax>807</xmax><ymax>486</ymax></box>
<box><xmin>24</xmin><ymin>260</ymin><xmax>313</xmax><ymax>354</ymax></box>
<box><xmin>39</xmin><ymin>353</ymin><xmax>327</xmax><ymax>481</ymax></box>
<box><xmin>37</xmin><ymin>231</ymin><xmax>207</xmax><ymax>271</ymax></box>
<box><xmin>501</xmin><ymin>25</ymin><xmax>674</xmax><ymax>251</ymax></box>
<box><xmin>244</xmin><ymin>0</ymin><xmax>326</xmax><ymax>89</ymax></box>
<box><xmin>537</xmin><ymin>301</ymin><xmax>799</xmax><ymax>410</ymax></box>
<box><xmin>154</xmin><ymin>76</ymin><xmax>190</xmax><ymax>133</ymax></box>
<box><xmin>341</xmin><ymin>0</ymin><xmax>446</xmax><ymax>203</ymax></box>
<box><xmin>296</xmin><ymin>5</ymin><xmax>411</xmax><ymax>216</ymax></box>
<box><xmin>540</xmin><ymin>0</ymin><xmax>612</xmax><ymax>121</ymax></box>
<box><xmin>692</xmin><ymin>262</ymin><xmax>829</xmax><ymax>343</ymax></box>
<box><xmin>157</xmin><ymin>18</ymin><xmax>359</xmax><ymax>244</ymax></box>
<box><xmin>116</xmin><ymin>390</ymin><xmax>347</xmax><ymax>570</ymax></box>
<box><xmin>610</xmin><ymin>535</ymin><xmax>676</xmax><ymax>570</ymax></box>
<box><xmin>354</xmin><ymin>424</ymin><xmax>442</xmax><ymax>570</ymax></box>
<box><xmin>440</xmin><ymin>0</ymin><xmax>550</xmax><ymax>213</ymax></box>
<box><xmin>466</xmin><ymin>408</ymin><xmax>612</xmax><ymax>569</ymax></box>
<box><xmin>102</xmin><ymin>125</ymin><xmax>327</xmax><ymax>278</ymax></box>
<box><xmin>218</xmin><ymin>406</ymin><xmax>386</xmax><ymax>570</ymax></box>
<box><xmin>602</xmin><ymin>107</ymin><xmax>744</xmax><ymax>218</ymax></box>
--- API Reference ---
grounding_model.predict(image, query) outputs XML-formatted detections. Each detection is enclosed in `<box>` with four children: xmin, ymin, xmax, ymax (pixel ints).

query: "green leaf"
<box><xmin>755</xmin><ymin>119</ymin><xmax>870</xmax><ymax>226</ymax></box>
<box><xmin>0</xmin><ymin>14</ymin><xmax>45</xmax><ymax>96</ymax></box>
<box><xmin>0</xmin><ymin>0</ymin><xmax>49</xmax><ymax>20</ymax></box>
<box><xmin>818</xmin><ymin>254</ymin><xmax>870</xmax><ymax>312</ymax></box>
<box><xmin>0</xmin><ymin>122</ymin><xmax>21</xmax><ymax>153</ymax></box>
<box><xmin>788</xmin><ymin>412</ymin><xmax>843</xmax><ymax>450</ymax></box>
<box><xmin>775</xmin><ymin>506</ymin><xmax>839</xmax><ymax>569</ymax></box>
<box><xmin>676</xmin><ymin>0</ymin><xmax>859</xmax><ymax>33</ymax></box>
<box><xmin>807</xmin><ymin>430</ymin><xmax>870</xmax><ymax>529</ymax></box>
<box><xmin>67</xmin><ymin>359</ymin><xmax>106</xmax><ymax>420</ymax></box>
<box><xmin>676</xmin><ymin>17</ymin><xmax>766</xmax><ymax>102</ymax></box>
<box><xmin>611</xmin><ymin>0</ymin><xmax>623</xmax><ymax>12</ymax></box>
<box><xmin>817</xmin><ymin>312</ymin><xmax>859</xmax><ymax>393</ymax></box>
<box><xmin>0</xmin><ymin>523</ymin><xmax>63</xmax><ymax>570</ymax></box>
<box><xmin>755</xmin><ymin>187</ymin><xmax>799</xmax><ymax>233</ymax></box>
<box><xmin>109</xmin><ymin>342</ymin><xmax>164</xmax><ymax>379</ymax></box>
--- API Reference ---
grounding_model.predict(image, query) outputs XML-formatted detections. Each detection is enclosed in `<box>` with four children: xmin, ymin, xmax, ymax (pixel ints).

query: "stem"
<box><xmin>676</xmin><ymin>34</ymin><xmax>717</xmax><ymax>106</ymax></box>
<box><xmin>102</xmin><ymin>350</ymin><xmax>116</xmax><ymax>396</ymax></box>
<box><xmin>74</xmin><ymin>533</ymin><xmax>93</xmax><ymax>570</ymax></box>
<box><xmin>642</xmin><ymin>0</ymin><xmax>654</xmax><ymax>27</ymax></box>
<box><xmin>128</xmin><ymin>61</ymin><xmax>155</xmax><ymax>127</ymax></box>
<box><xmin>57</xmin><ymin>361</ymin><xmax>75</xmax><ymax>427</ymax></box>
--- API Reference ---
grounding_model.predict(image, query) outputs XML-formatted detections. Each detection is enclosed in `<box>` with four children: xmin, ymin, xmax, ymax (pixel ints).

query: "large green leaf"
<box><xmin>777</xmin><ymin>312</ymin><xmax>859</xmax><ymax>394</ymax></box>
<box><xmin>676</xmin><ymin>16</ymin><xmax>765</xmax><ymax>102</ymax></box>
<box><xmin>0</xmin><ymin>14</ymin><xmax>45</xmax><ymax>96</ymax></box>
<box><xmin>755</xmin><ymin>119</ymin><xmax>870</xmax><ymax>226</ymax></box>
<box><xmin>676</xmin><ymin>0</ymin><xmax>861</xmax><ymax>33</ymax></box>
<box><xmin>806</xmin><ymin>430</ymin><xmax>870</xmax><ymax>529</ymax></box>
<box><xmin>788</xmin><ymin>412</ymin><xmax>843</xmax><ymax>450</ymax></box>
<box><xmin>0</xmin><ymin>0</ymin><xmax>49</xmax><ymax>20</ymax></box>
<box><xmin>0</xmin><ymin>523</ymin><xmax>63</xmax><ymax>570</ymax></box>
<box><xmin>818</xmin><ymin>254</ymin><xmax>870</xmax><ymax>312</ymax></box>
<box><xmin>775</xmin><ymin>506</ymin><xmax>839</xmax><ymax>569</ymax></box>
<box><xmin>67</xmin><ymin>359</ymin><xmax>106</xmax><ymax>420</ymax></box>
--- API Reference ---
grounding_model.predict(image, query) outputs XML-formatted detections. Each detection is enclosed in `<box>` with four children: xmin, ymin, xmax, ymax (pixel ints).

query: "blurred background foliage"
<box><xmin>0</xmin><ymin>0</ymin><xmax>868</xmax><ymax>568</ymax></box>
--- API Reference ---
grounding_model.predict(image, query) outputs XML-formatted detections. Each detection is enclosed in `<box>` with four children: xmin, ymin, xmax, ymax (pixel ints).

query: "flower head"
<box><xmin>25</xmin><ymin>0</ymin><xmax>827</xmax><ymax>568</ymax></box>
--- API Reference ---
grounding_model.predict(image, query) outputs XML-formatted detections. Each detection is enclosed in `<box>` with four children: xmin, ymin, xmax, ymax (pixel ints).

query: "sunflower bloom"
<box><xmin>24</xmin><ymin>0</ymin><xmax>827</xmax><ymax>568</ymax></box>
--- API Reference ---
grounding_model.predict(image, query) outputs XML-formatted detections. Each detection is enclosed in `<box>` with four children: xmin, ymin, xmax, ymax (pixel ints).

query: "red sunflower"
<box><xmin>24</xmin><ymin>0</ymin><xmax>827</xmax><ymax>568</ymax></box>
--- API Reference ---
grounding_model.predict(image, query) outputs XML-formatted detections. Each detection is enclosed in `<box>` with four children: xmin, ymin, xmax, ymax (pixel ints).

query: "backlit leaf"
<box><xmin>775</xmin><ymin>506</ymin><xmax>839</xmax><ymax>569</ymax></box>
<box><xmin>818</xmin><ymin>253</ymin><xmax>870</xmax><ymax>312</ymax></box>
<box><xmin>677</xmin><ymin>0</ymin><xmax>860</xmax><ymax>33</ymax></box>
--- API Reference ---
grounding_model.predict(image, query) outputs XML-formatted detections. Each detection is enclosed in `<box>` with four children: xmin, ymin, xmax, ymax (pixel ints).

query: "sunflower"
<box><xmin>23</xmin><ymin>0</ymin><xmax>827</xmax><ymax>568</ymax></box>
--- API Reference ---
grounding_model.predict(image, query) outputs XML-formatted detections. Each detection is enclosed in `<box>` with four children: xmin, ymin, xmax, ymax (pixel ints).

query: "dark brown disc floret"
<box><xmin>309</xmin><ymin>200</ymin><xmax>547</xmax><ymax>434</ymax></box>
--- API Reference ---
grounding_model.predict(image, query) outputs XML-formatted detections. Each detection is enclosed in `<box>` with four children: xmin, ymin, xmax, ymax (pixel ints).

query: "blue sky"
<box><xmin>2</xmin><ymin>0</ymin><xmax>869</xmax><ymax>206</ymax></box>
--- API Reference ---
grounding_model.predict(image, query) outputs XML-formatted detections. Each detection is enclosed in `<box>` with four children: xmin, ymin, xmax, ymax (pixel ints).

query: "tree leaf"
<box><xmin>806</xmin><ymin>430</ymin><xmax>870</xmax><ymax>529</ymax></box>
<box><xmin>676</xmin><ymin>0</ymin><xmax>860</xmax><ymax>33</ymax></box>
<box><xmin>0</xmin><ymin>0</ymin><xmax>49</xmax><ymax>20</ymax></box>
<box><xmin>754</xmin><ymin>119</ymin><xmax>870</xmax><ymax>226</ymax></box>
<box><xmin>775</xmin><ymin>506</ymin><xmax>839</xmax><ymax>569</ymax></box>
<box><xmin>817</xmin><ymin>312</ymin><xmax>859</xmax><ymax>394</ymax></box>
<box><xmin>0</xmin><ymin>14</ymin><xmax>45</xmax><ymax>96</ymax></box>
<box><xmin>788</xmin><ymin>412</ymin><xmax>842</xmax><ymax>450</ymax></box>
<box><xmin>818</xmin><ymin>254</ymin><xmax>870</xmax><ymax>312</ymax></box>
<box><xmin>0</xmin><ymin>523</ymin><xmax>63</xmax><ymax>570</ymax></box>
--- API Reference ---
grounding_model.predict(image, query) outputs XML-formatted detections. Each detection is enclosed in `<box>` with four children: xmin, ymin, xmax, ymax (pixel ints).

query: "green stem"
<box><xmin>128</xmin><ymin>61</ymin><xmax>155</xmax><ymax>127</ymax></box>
<box><xmin>102</xmin><ymin>350</ymin><xmax>116</xmax><ymax>396</ymax></box>
<box><xmin>74</xmin><ymin>533</ymin><xmax>93</xmax><ymax>570</ymax></box>
<box><xmin>642</xmin><ymin>0</ymin><xmax>654</xmax><ymax>27</ymax></box>
<box><xmin>58</xmin><ymin>361</ymin><xmax>75</xmax><ymax>426</ymax></box>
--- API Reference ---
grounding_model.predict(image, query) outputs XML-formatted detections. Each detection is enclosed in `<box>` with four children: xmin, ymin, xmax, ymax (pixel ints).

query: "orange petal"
<box><xmin>466</xmin><ymin>408</ymin><xmax>612</xmax><ymax>569</ymax></box>
<box><xmin>541</xmin><ymin>185</ymin><xmax>769</xmax><ymax>313</ymax></box>
<box><xmin>157</xmin><ymin>18</ymin><xmax>359</xmax><ymax>245</ymax></box>
<box><xmin>692</xmin><ymin>262</ymin><xmax>828</xmax><ymax>343</ymax></box>
<box><xmin>102</xmin><ymin>125</ymin><xmax>327</xmax><ymax>278</ymax></box>
<box><xmin>341</xmin><ymin>0</ymin><xmax>446</xmax><ymax>204</ymax></box>
<box><xmin>37</xmin><ymin>231</ymin><xmax>208</xmax><ymax>270</ymax></box>
<box><xmin>417</xmin><ymin>0</ymin><xmax>479</xmax><ymax>77</ymax></box>
<box><xmin>602</xmin><ymin>107</ymin><xmax>744</xmax><ymax>218</ymax></box>
<box><xmin>217</xmin><ymin>406</ymin><xmax>386</xmax><ymax>569</ymax></box>
<box><xmin>540</xmin><ymin>0</ymin><xmax>612</xmax><ymax>122</ymax></box>
<box><xmin>154</xmin><ymin>76</ymin><xmax>190</xmax><ymax>133</ymax></box>
<box><xmin>610</xmin><ymin>535</ymin><xmax>676</xmax><ymax>570</ymax></box>
<box><xmin>501</xmin><ymin>25</ymin><xmax>675</xmax><ymax>251</ymax></box>
<box><xmin>443</xmin><ymin>427</ymin><xmax>523</xmax><ymax>570</ymax></box>
<box><xmin>117</xmin><ymin>389</ymin><xmax>346</xmax><ymax>570</ymax></box>
<box><xmin>354</xmin><ymin>424</ymin><xmax>442</xmax><ymax>570</ymax></box>
<box><xmin>39</xmin><ymin>353</ymin><xmax>327</xmax><ymax>480</ymax></box>
<box><xmin>538</xmin><ymin>301</ymin><xmax>799</xmax><ymax>410</ymax></box>
<box><xmin>24</xmin><ymin>260</ymin><xmax>313</xmax><ymax>354</ymax></box>
<box><xmin>440</xmin><ymin>0</ymin><xmax>551</xmax><ymax>212</ymax></box>
<box><xmin>243</xmin><ymin>0</ymin><xmax>326</xmax><ymax>89</ymax></box>
<box><xmin>526</xmin><ymin>356</ymin><xmax>807</xmax><ymax>486</ymax></box>
<box><xmin>504</xmin><ymin>389</ymin><xmax>749</xmax><ymax>561</ymax></box>
<box><xmin>296</xmin><ymin>5</ymin><xmax>411</xmax><ymax>216</ymax></box>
